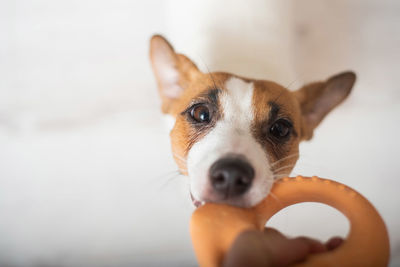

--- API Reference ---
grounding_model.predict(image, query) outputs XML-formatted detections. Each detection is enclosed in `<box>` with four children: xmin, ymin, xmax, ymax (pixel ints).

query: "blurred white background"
<box><xmin>1</xmin><ymin>0</ymin><xmax>399</xmax><ymax>266</ymax></box>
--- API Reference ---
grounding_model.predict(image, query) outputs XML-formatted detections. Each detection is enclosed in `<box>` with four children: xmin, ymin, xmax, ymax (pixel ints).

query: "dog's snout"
<box><xmin>209</xmin><ymin>156</ymin><xmax>255</xmax><ymax>198</ymax></box>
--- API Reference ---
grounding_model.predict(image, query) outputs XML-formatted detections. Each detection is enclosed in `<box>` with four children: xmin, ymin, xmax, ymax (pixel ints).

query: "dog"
<box><xmin>149</xmin><ymin>34</ymin><xmax>355</xmax><ymax>208</ymax></box>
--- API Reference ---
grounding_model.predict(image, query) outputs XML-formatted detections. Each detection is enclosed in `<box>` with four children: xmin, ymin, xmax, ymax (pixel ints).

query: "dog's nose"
<box><xmin>209</xmin><ymin>156</ymin><xmax>255</xmax><ymax>198</ymax></box>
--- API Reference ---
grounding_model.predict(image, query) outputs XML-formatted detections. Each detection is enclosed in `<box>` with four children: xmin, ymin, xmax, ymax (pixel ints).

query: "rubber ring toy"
<box><xmin>190</xmin><ymin>176</ymin><xmax>390</xmax><ymax>267</ymax></box>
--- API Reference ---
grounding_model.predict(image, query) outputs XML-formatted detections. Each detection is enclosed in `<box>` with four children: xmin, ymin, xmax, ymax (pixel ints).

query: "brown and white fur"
<box><xmin>149</xmin><ymin>35</ymin><xmax>356</xmax><ymax>208</ymax></box>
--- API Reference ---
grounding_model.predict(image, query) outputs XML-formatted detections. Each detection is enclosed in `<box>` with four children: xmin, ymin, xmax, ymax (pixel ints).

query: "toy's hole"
<box><xmin>265</xmin><ymin>202</ymin><xmax>349</xmax><ymax>242</ymax></box>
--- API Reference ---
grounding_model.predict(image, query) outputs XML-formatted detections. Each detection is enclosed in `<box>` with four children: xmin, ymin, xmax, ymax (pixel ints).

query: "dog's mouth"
<box><xmin>190</xmin><ymin>193</ymin><xmax>205</xmax><ymax>208</ymax></box>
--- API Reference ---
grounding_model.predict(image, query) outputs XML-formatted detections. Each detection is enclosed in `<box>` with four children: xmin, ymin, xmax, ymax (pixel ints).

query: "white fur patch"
<box><xmin>163</xmin><ymin>114</ymin><xmax>176</xmax><ymax>132</ymax></box>
<box><xmin>187</xmin><ymin>77</ymin><xmax>273</xmax><ymax>207</ymax></box>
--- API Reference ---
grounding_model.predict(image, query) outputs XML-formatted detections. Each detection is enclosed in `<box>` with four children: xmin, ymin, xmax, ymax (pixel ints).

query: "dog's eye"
<box><xmin>270</xmin><ymin>119</ymin><xmax>292</xmax><ymax>140</ymax></box>
<box><xmin>190</xmin><ymin>104</ymin><xmax>211</xmax><ymax>123</ymax></box>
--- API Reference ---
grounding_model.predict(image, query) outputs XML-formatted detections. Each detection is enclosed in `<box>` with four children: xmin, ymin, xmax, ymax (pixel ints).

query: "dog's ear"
<box><xmin>294</xmin><ymin>71</ymin><xmax>356</xmax><ymax>140</ymax></box>
<box><xmin>149</xmin><ymin>35</ymin><xmax>201</xmax><ymax>114</ymax></box>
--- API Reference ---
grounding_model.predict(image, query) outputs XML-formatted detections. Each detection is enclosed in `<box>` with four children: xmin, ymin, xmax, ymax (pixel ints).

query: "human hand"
<box><xmin>223</xmin><ymin>228</ymin><xmax>343</xmax><ymax>267</ymax></box>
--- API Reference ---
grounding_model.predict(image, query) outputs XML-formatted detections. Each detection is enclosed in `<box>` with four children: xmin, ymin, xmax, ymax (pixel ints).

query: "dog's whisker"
<box><xmin>198</xmin><ymin>56</ymin><xmax>225</xmax><ymax>90</ymax></box>
<box><xmin>172</xmin><ymin>154</ymin><xmax>186</xmax><ymax>161</ymax></box>
<box><xmin>148</xmin><ymin>169</ymin><xmax>181</xmax><ymax>183</ymax></box>
<box><xmin>273</xmin><ymin>175</ymin><xmax>289</xmax><ymax>181</ymax></box>
<box><xmin>275</xmin><ymin>171</ymin><xmax>290</xmax><ymax>176</ymax></box>
<box><xmin>172</xmin><ymin>153</ymin><xmax>186</xmax><ymax>160</ymax></box>
<box><xmin>284</xmin><ymin>74</ymin><xmax>304</xmax><ymax>91</ymax></box>
<box><xmin>272</xmin><ymin>164</ymin><xmax>296</xmax><ymax>174</ymax></box>
<box><xmin>172</xmin><ymin>154</ymin><xmax>187</xmax><ymax>163</ymax></box>
<box><xmin>273</xmin><ymin>164</ymin><xmax>294</xmax><ymax>173</ymax></box>
<box><xmin>268</xmin><ymin>191</ymin><xmax>284</xmax><ymax>207</ymax></box>
<box><xmin>273</xmin><ymin>172</ymin><xmax>292</xmax><ymax>180</ymax></box>
<box><xmin>158</xmin><ymin>171</ymin><xmax>186</xmax><ymax>190</ymax></box>
<box><xmin>173</xmin><ymin>158</ymin><xmax>187</xmax><ymax>165</ymax></box>
<box><xmin>270</xmin><ymin>153</ymin><xmax>299</xmax><ymax>167</ymax></box>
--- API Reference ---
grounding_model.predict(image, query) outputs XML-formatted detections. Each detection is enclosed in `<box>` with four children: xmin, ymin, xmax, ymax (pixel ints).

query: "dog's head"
<box><xmin>149</xmin><ymin>35</ymin><xmax>355</xmax><ymax>208</ymax></box>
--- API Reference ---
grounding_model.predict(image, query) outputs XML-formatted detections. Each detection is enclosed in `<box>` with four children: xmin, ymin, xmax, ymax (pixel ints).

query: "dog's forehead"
<box><xmin>170</xmin><ymin>73</ymin><xmax>300</xmax><ymax>132</ymax></box>
<box><xmin>175</xmin><ymin>73</ymin><xmax>296</xmax><ymax>121</ymax></box>
<box><xmin>252</xmin><ymin>80</ymin><xmax>298</xmax><ymax>121</ymax></box>
<box><xmin>219</xmin><ymin>77</ymin><xmax>254</xmax><ymax>121</ymax></box>
<box><xmin>219</xmin><ymin>75</ymin><xmax>295</xmax><ymax>118</ymax></box>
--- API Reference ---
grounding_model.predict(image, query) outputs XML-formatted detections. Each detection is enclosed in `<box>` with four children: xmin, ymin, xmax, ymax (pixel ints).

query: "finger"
<box><xmin>264</xmin><ymin>227</ymin><xmax>284</xmax><ymax>235</ymax></box>
<box><xmin>262</xmin><ymin>230</ymin><xmax>319</xmax><ymax>266</ymax></box>
<box><xmin>292</xmin><ymin>236</ymin><xmax>327</xmax><ymax>254</ymax></box>
<box><xmin>223</xmin><ymin>230</ymin><xmax>273</xmax><ymax>267</ymax></box>
<box><xmin>271</xmin><ymin>237</ymin><xmax>310</xmax><ymax>266</ymax></box>
<box><xmin>263</xmin><ymin>227</ymin><xmax>286</xmax><ymax>241</ymax></box>
<box><xmin>326</xmin><ymin>237</ymin><xmax>344</xmax><ymax>251</ymax></box>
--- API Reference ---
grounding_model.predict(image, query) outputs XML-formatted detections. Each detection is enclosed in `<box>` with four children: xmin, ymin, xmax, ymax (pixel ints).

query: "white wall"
<box><xmin>0</xmin><ymin>0</ymin><xmax>166</xmax><ymax>125</ymax></box>
<box><xmin>1</xmin><ymin>0</ymin><xmax>399</xmax><ymax>266</ymax></box>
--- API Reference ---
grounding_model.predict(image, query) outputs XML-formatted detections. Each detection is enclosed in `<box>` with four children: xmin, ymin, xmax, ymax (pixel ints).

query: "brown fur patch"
<box><xmin>251</xmin><ymin>80</ymin><xmax>302</xmax><ymax>177</ymax></box>
<box><xmin>170</xmin><ymin>72</ymin><xmax>233</xmax><ymax>174</ymax></box>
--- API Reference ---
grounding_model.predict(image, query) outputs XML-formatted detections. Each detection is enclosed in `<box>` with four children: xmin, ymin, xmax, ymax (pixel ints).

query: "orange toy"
<box><xmin>190</xmin><ymin>176</ymin><xmax>390</xmax><ymax>267</ymax></box>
